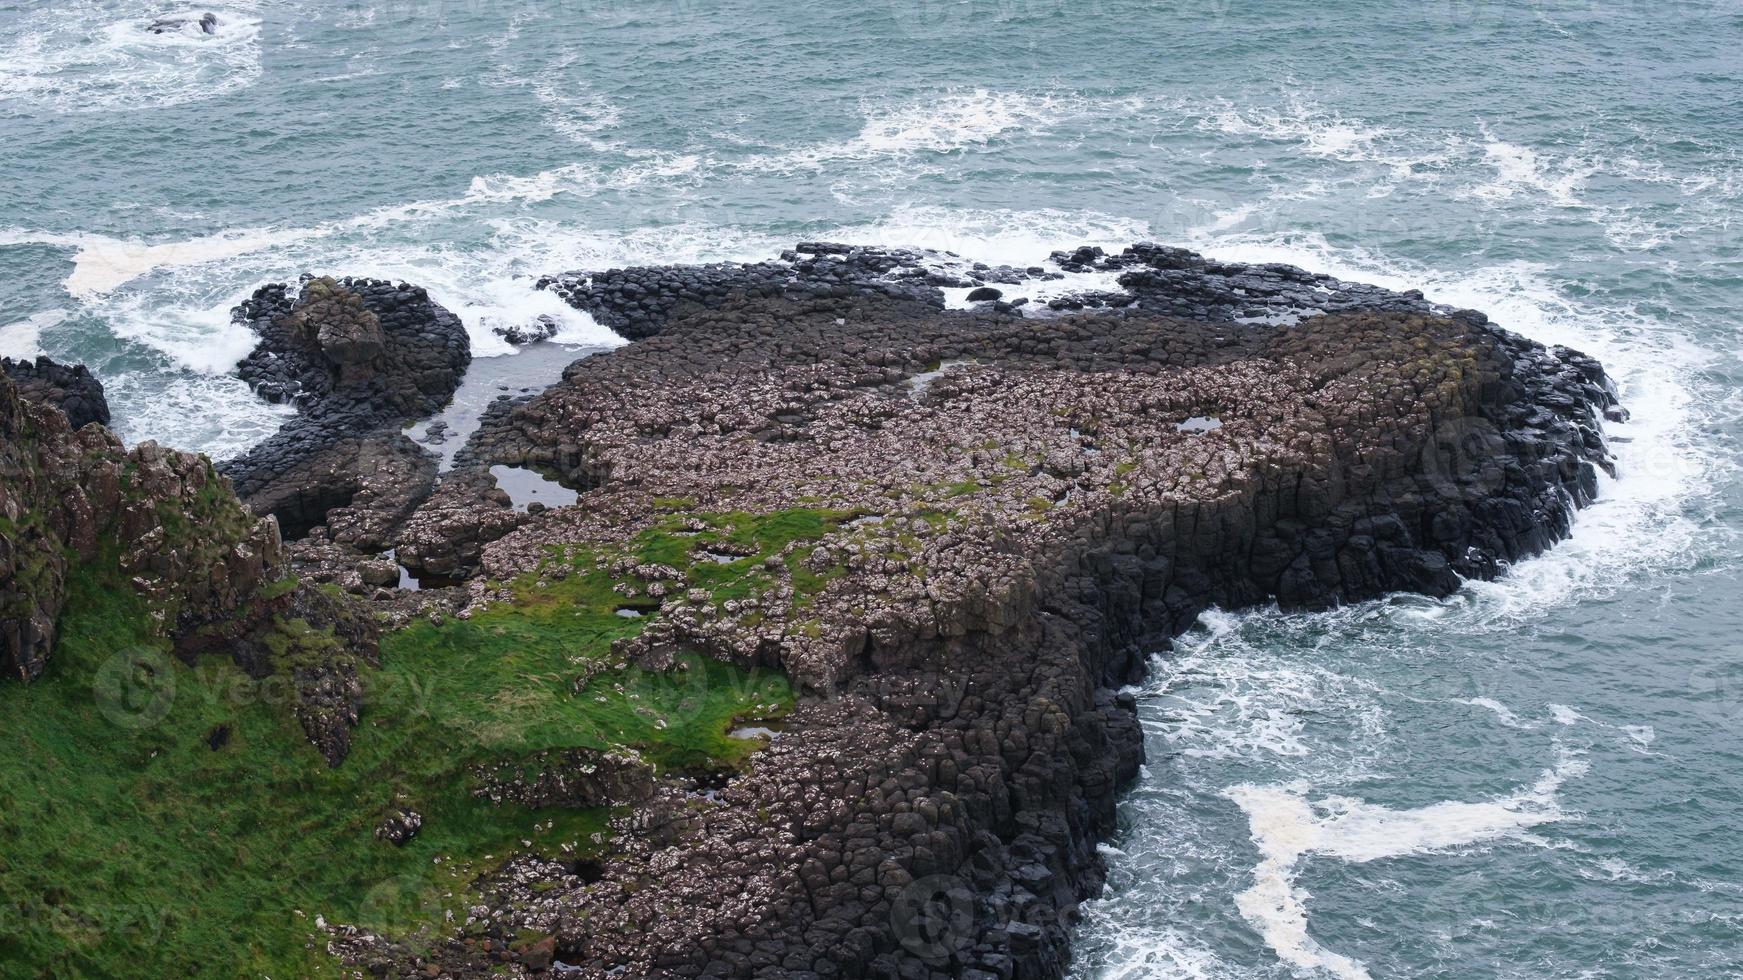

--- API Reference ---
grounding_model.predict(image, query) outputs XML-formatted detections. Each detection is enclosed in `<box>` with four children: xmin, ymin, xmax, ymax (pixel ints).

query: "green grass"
<box><xmin>0</xmin><ymin>508</ymin><xmax>851</xmax><ymax>978</ymax></box>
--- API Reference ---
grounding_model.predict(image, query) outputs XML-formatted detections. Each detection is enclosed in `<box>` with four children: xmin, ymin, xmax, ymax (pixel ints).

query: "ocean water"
<box><xmin>2</xmin><ymin>1</ymin><xmax>1741</xmax><ymax>976</ymax></box>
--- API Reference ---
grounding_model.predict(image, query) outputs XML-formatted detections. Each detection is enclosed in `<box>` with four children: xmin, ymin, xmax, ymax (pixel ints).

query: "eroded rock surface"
<box><xmin>0</xmin><ymin>360</ymin><xmax>382</xmax><ymax>765</ymax></box>
<box><xmin>334</xmin><ymin>242</ymin><xmax>1615</xmax><ymax>979</ymax></box>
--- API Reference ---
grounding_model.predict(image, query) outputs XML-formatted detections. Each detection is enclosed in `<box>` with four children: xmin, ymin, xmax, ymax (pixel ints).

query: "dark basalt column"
<box><xmin>1</xmin><ymin>355</ymin><xmax>111</xmax><ymax>431</ymax></box>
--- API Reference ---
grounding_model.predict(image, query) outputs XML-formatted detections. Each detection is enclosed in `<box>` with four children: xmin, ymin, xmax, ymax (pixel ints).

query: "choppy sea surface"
<box><xmin>3</xmin><ymin>2</ymin><xmax>1741</xmax><ymax>976</ymax></box>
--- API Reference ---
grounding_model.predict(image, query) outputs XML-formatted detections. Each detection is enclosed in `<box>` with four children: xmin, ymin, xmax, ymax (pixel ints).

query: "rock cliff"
<box><xmin>0</xmin><ymin>365</ymin><xmax>282</xmax><ymax>682</ymax></box>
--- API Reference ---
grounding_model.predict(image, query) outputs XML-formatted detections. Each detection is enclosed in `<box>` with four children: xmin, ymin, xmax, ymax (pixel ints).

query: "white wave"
<box><xmin>1226</xmin><ymin>748</ymin><xmax>1587</xmax><ymax>980</ymax></box>
<box><xmin>0</xmin><ymin>4</ymin><xmax>263</xmax><ymax>113</ymax></box>
<box><xmin>5</xmin><ymin>227</ymin><xmax>306</xmax><ymax>298</ymax></box>
<box><xmin>1462</xmin><ymin>136</ymin><xmax>1595</xmax><ymax>208</ymax></box>
<box><xmin>100</xmin><ymin>368</ymin><xmax>293</xmax><ymax>461</ymax></box>
<box><xmin>938</xmin><ymin>268</ymin><xmax>1129</xmax><ymax>311</ymax></box>
<box><xmin>0</xmin><ymin>309</ymin><xmax>62</xmax><ymax>360</ymax></box>
<box><xmin>95</xmin><ymin>285</ymin><xmax>266</xmax><ymax>374</ymax></box>
<box><xmin>1460</xmin><ymin>696</ymin><xmax>1535</xmax><ymax>729</ymax></box>
<box><xmin>821</xmin><ymin>204</ymin><xmax>1149</xmax><ymax>269</ymax></box>
<box><xmin>751</xmin><ymin>89</ymin><xmax>1078</xmax><ymax>172</ymax></box>
<box><xmin>1190</xmin><ymin>95</ymin><xmax>1456</xmax><ymax>180</ymax></box>
<box><xmin>1087</xmin><ymin>927</ymin><xmax>1231</xmax><ymax>980</ymax></box>
<box><xmin>1141</xmin><ymin>610</ymin><xmax>1392</xmax><ymax>779</ymax></box>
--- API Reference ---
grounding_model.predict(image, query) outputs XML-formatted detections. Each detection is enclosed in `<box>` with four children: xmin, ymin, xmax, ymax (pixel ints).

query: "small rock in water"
<box><xmin>149</xmin><ymin>12</ymin><xmax>219</xmax><ymax>35</ymax></box>
<box><xmin>494</xmin><ymin>315</ymin><xmax>563</xmax><ymax>346</ymax></box>
<box><xmin>965</xmin><ymin>286</ymin><xmax>1003</xmax><ymax>302</ymax></box>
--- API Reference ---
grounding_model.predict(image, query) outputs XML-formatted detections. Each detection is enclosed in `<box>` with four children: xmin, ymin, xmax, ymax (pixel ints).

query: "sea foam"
<box><xmin>1225</xmin><ymin>747</ymin><xmax>1587</xmax><ymax>980</ymax></box>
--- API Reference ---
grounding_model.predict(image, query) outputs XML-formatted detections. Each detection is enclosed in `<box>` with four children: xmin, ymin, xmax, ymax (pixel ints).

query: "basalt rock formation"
<box><xmin>3</xmin><ymin>355</ymin><xmax>111</xmax><ymax>431</ymax></box>
<box><xmin>326</xmin><ymin>243</ymin><xmax>1616</xmax><ymax>979</ymax></box>
<box><xmin>221</xmin><ymin>275</ymin><xmax>470</xmax><ymax>542</ymax></box>
<box><xmin>535</xmin><ymin>242</ymin><xmax>954</xmax><ymax>341</ymax></box>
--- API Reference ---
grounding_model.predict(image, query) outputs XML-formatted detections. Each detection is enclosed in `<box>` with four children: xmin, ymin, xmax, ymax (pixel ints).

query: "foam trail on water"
<box><xmin>748</xmin><ymin>89</ymin><xmax>1083</xmax><ymax>172</ymax></box>
<box><xmin>1225</xmin><ymin>748</ymin><xmax>1587</xmax><ymax>980</ymax></box>
<box><xmin>1460</xmin><ymin>697</ymin><xmax>1536</xmax><ymax>729</ymax></box>
<box><xmin>1461</xmin><ymin>132</ymin><xmax>1594</xmax><ymax>208</ymax></box>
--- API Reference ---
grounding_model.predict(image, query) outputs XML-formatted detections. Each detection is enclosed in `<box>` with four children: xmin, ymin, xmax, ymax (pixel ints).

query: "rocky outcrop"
<box><xmin>392</xmin><ymin>469</ymin><xmax>525</xmax><ymax>583</ymax></box>
<box><xmin>534</xmin><ymin>243</ymin><xmax>951</xmax><ymax>341</ymax></box>
<box><xmin>336</xmin><ymin>240</ymin><xmax>1617</xmax><ymax>980</ymax></box>
<box><xmin>0</xmin><ymin>368</ymin><xmax>282</xmax><ymax>682</ymax></box>
<box><xmin>471</xmin><ymin>747</ymin><xmax>657</xmax><ymax>809</ymax></box>
<box><xmin>148</xmin><ymin>12</ymin><xmax>218</xmax><ymax>35</ymax></box>
<box><xmin>232</xmin><ymin>276</ymin><xmax>469</xmax><ymax>421</ymax></box>
<box><xmin>0</xmin><ymin>361</ymin><xmax>381</xmax><ymax>765</ymax></box>
<box><xmin>221</xmin><ymin>276</ymin><xmax>469</xmax><ymax>541</ymax></box>
<box><xmin>3</xmin><ymin>355</ymin><xmax>111</xmax><ymax>431</ymax></box>
<box><xmin>177</xmin><ymin>574</ymin><xmax>383</xmax><ymax>767</ymax></box>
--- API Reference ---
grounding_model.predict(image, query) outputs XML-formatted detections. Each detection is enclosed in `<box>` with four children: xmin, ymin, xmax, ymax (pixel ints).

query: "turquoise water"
<box><xmin>3</xmin><ymin>2</ymin><xmax>1741</xmax><ymax>976</ymax></box>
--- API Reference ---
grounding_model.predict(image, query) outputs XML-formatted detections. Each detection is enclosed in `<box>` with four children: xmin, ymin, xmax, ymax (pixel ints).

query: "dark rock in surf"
<box><xmin>148</xmin><ymin>12</ymin><xmax>219</xmax><ymax>35</ymax></box>
<box><xmin>494</xmin><ymin>315</ymin><xmax>563</xmax><ymax>346</ymax></box>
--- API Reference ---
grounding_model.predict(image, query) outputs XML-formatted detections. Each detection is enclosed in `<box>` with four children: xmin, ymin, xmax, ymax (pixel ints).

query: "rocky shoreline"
<box><xmin>0</xmin><ymin>242</ymin><xmax>1618</xmax><ymax>979</ymax></box>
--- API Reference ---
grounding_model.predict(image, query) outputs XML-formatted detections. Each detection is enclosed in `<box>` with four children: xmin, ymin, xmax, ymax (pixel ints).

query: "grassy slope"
<box><xmin>0</xmin><ymin>509</ymin><xmax>839</xmax><ymax>979</ymax></box>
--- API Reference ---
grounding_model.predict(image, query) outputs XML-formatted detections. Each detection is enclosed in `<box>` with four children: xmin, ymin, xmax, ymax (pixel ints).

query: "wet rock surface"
<box><xmin>328</xmin><ymin>242</ymin><xmax>1615</xmax><ymax>979</ymax></box>
<box><xmin>148</xmin><ymin>11</ymin><xmax>219</xmax><ymax>35</ymax></box>
<box><xmin>535</xmin><ymin>242</ymin><xmax>951</xmax><ymax>341</ymax></box>
<box><xmin>2</xmin><ymin>355</ymin><xmax>111</xmax><ymax>431</ymax></box>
